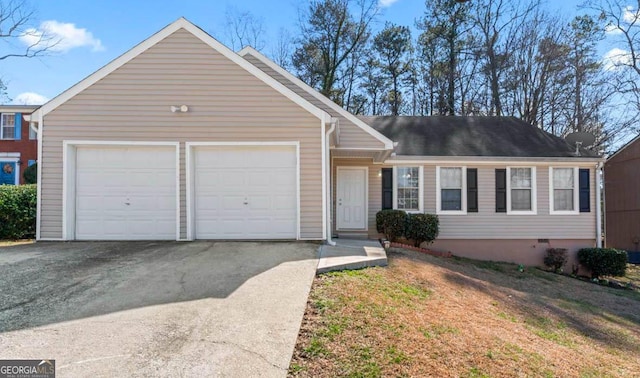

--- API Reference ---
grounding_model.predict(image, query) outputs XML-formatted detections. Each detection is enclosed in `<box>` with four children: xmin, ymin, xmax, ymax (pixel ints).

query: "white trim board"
<box><xmin>185</xmin><ymin>141</ymin><xmax>302</xmax><ymax>241</ymax></box>
<box><xmin>33</xmin><ymin>18</ymin><xmax>331</xmax><ymax>123</ymax></box>
<box><xmin>239</xmin><ymin>46</ymin><xmax>394</xmax><ymax>150</ymax></box>
<box><xmin>61</xmin><ymin>141</ymin><xmax>181</xmax><ymax>241</ymax></box>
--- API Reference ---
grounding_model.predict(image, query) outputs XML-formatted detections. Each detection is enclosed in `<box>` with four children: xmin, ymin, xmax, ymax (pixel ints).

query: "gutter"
<box><xmin>325</xmin><ymin>118</ymin><xmax>337</xmax><ymax>246</ymax></box>
<box><xmin>596</xmin><ymin>161</ymin><xmax>603</xmax><ymax>248</ymax></box>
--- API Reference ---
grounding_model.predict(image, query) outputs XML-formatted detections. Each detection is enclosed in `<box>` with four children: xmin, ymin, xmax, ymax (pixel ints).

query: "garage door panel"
<box><xmin>74</xmin><ymin>146</ymin><xmax>177</xmax><ymax>240</ymax></box>
<box><xmin>194</xmin><ymin>146</ymin><xmax>297</xmax><ymax>239</ymax></box>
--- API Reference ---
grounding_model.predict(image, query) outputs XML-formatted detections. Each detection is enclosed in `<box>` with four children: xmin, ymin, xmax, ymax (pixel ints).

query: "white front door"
<box><xmin>336</xmin><ymin>167</ymin><xmax>367</xmax><ymax>230</ymax></box>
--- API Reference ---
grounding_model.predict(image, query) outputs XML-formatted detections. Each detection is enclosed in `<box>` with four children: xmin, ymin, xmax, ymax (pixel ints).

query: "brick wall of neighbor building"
<box><xmin>0</xmin><ymin>106</ymin><xmax>38</xmax><ymax>184</ymax></box>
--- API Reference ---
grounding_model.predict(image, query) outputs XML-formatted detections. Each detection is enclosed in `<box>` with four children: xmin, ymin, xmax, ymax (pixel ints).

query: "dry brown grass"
<box><xmin>289</xmin><ymin>250</ymin><xmax>640</xmax><ymax>378</ymax></box>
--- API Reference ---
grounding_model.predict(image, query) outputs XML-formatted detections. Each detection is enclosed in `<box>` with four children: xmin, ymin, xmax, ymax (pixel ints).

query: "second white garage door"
<box><xmin>193</xmin><ymin>145</ymin><xmax>297</xmax><ymax>239</ymax></box>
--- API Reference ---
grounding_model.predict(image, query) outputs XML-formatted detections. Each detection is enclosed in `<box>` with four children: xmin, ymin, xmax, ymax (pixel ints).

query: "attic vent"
<box><xmin>537</xmin><ymin>239</ymin><xmax>550</xmax><ymax>243</ymax></box>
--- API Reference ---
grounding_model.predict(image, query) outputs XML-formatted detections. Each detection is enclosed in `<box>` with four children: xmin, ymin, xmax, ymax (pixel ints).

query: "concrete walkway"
<box><xmin>317</xmin><ymin>239</ymin><xmax>387</xmax><ymax>273</ymax></box>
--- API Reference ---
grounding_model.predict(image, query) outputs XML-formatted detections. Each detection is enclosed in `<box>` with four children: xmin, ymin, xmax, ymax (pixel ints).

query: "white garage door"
<box><xmin>194</xmin><ymin>145</ymin><xmax>297</xmax><ymax>239</ymax></box>
<box><xmin>75</xmin><ymin>146</ymin><xmax>177</xmax><ymax>240</ymax></box>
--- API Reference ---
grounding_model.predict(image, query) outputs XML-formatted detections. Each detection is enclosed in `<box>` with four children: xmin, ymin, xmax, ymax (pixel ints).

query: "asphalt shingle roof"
<box><xmin>358</xmin><ymin>116</ymin><xmax>599</xmax><ymax>158</ymax></box>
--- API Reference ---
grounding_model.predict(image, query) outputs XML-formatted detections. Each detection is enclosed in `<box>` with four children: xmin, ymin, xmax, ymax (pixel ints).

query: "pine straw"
<box><xmin>289</xmin><ymin>250</ymin><xmax>640</xmax><ymax>378</ymax></box>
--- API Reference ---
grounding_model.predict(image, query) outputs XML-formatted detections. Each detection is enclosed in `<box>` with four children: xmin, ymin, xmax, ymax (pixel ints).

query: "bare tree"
<box><xmin>0</xmin><ymin>0</ymin><xmax>56</xmax><ymax>61</ymax></box>
<box><xmin>222</xmin><ymin>6</ymin><xmax>266</xmax><ymax>51</ymax></box>
<box><xmin>270</xmin><ymin>28</ymin><xmax>293</xmax><ymax>69</ymax></box>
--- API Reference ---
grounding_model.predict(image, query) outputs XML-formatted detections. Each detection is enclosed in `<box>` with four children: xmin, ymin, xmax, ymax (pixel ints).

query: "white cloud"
<box><xmin>13</xmin><ymin>92</ymin><xmax>49</xmax><ymax>105</ymax></box>
<box><xmin>603</xmin><ymin>47</ymin><xmax>632</xmax><ymax>71</ymax></box>
<box><xmin>605</xmin><ymin>23</ymin><xmax>622</xmax><ymax>35</ymax></box>
<box><xmin>20</xmin><ymin>20</ymin><xmax>104</xmax><ymax>53</ymax></box>
<box><xmin>378</xmin><ymin>0</ymin><xmax>400</xmax><ymax>8</ymax></box>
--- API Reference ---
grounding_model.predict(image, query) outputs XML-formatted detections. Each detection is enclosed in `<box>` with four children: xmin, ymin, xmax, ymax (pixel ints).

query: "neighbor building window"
<box><xmin>508</xmin><ymin>167</ymin><xmax>536</xmax><ymax>213</ymax></box>
<box><xmin>0</xmin><ymin>113</ymin><xmax>15</xmax><ymax>140</ymax></box>
<box><xmin>29</xmin><ymin>124</ymin><xmax>37</xmax><ymax>140</ymax></box>
<box><xmin>394</xmin><ymin>166</ymin><xmax>423</xmax><ymax>212</ymax></box>
<box><xmin>550</xmin><ymin>167</ymin><xmax>578</xmax><ymax>213</ymax></box>
<box><xmin>437</xmin><ymin>166</ymin><xmax>466</xmax><ymax>213</ymax></box>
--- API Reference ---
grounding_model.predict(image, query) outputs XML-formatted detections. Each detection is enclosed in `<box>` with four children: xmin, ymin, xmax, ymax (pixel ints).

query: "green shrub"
<box><xmin>376</xmin><ymin>209</ymin><xmax>407</xmax><ymax>242</ymax></box>
<box><xmin>23</xmin><ymin>163</ymin><xmax>37</xmax><ymax>184</ymax></box>
<box><xmin>577</xmin><ymin>248</ymin><xmax>627</xmax><ymax>278</ymax></box>
<box><xmin>0</xmin><ymin>184</ymin><xmax>37</xmax><ymax>239</ymax></box>
<box><xmin>543</xmin><ymin>248</ymin><xmax>568</xmax><ymax>273</ymax></box>
<box><xmin>405</xmin><ymin>213</ymin><xmax>439</xmax><ymax>247</ymax></box>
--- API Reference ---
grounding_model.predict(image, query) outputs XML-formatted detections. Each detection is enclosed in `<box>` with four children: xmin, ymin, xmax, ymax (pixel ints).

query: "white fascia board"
<box><xmin>36</xmin><ymin>18</ymin><xmax>330</xmax><ymax>122</ymax></box>
<box><xmin>239</xmin><ymin>46</ymin><xmax>394</xmax><ymax>150</ymax></box>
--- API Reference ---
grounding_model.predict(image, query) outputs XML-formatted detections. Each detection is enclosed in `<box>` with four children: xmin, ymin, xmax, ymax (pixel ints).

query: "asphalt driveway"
<box><xmin>0</xmin><ymin>241</ymin><xmax>319</xmax><ymax>377</ymax></box>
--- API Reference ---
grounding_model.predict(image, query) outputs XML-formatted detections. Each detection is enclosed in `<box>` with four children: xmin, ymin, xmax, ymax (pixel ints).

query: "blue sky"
<box><xmin>2</xmin><ymin>0</ymin><xmax>584</xmax><ymax>104</ymax></box>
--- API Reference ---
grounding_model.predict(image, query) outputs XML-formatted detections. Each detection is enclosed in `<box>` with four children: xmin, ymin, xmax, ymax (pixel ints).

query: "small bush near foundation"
<box><xmin>543</xmin><ymin>248</ymin><xmax>568</xmax><ymax>273</ymax></box>
<box><xmin>578</xmin><ymin>248</ymin><xmax>628</xmax><ymax>279</ymax></box>
<box><xmin>0</xmin><ymin>184</ymin><xmax>37</xmax><ymax>239</ymax></box>
<box><xmin>376</xmin><ymin>210</ymin><xmax>407</xmax><ymax>242</ymax></box>
<box><xmin>405</xmin><ymin>213</ymin><xmax>439</xmax><ymax>247</ymax></box>
<box><xmin>23</xmin><ymin>163</ymin><xmax>37</xmax><ymax>184</ymax></box>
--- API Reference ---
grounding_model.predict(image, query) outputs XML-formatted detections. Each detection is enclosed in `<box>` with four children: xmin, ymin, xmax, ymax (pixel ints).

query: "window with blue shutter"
<box><xmin>579</xmin><ymin>169</ymin><xmax>590</xmax><ymax>212</ymax></box>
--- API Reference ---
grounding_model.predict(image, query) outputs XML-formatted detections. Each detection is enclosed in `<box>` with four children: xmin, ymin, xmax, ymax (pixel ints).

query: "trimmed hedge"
<box><xmin>376</xmin><ymin>209</ymin><xmax>406</xmax><ymax>242</ymax></box>
<box><xmin>405</xmin><ymin>213</ymin><xmax>439</xmax><ymax>247</ymax></box>
<box><xmin>23</xmin><ymin>163</ymin><xmax>37</xmax><ymax>184</ymax></box>
<box><xmin>577</xmin><ymin>248</ymin><xmax>627</xmax><ymax>278</ymax></box>
<box><xmin>0</xmin><ymin>184</ymin><xmax>37</xmax><ymax>239</ymax></box>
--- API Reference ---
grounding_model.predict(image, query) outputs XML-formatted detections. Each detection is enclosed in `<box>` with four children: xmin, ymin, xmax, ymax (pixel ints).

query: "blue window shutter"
<box><xmin>381</xmin><ymin>168</ymin><xmax>393</xmax><ymax>210</ymax></box>
<box><xmin>579</xmin><ymin>169</ymin><xmax>590</xmax><ymax>212</ymax></box>
<box><xmin>14</xmin><ymin>113</ymin><xmax>22</xmax><ymax>140</ymax></box>
<box><xmin>28</xmin><ymin>160</ymin><xmax>36</xmax><ymax>166</ymax></box>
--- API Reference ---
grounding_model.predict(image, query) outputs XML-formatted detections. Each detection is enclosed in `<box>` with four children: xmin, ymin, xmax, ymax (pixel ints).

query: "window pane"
<box><xmin>553</xmin><ymin>168</ymin><xmax>574</xmax><ymax>189</ymax></box>
<box><xmin>511</xmin><ymin>189</ymin><xmax>531</xmax><ymax>210</ymax></box>
<box><xmin>554</xmin><ymin>189</ymin><xmax>574</xmax><ymax>211</ymax></box>
<box><xmin>29</xmin><ymin>126</ymin><xmax>37</xmax><ymax>140</ymax></box>
<box><xmin>511</xmin><ymin>168</ymin><xmax>531</xmax><ymax>188</ymax></box>
<box><xmin>442</xmin><ymin>189</ymin><xmax>462</xmax><ymax>210</ymax></box>
<box><xmin>397</xmin><ymin>167</ymin><xmax>420</xmax><ymax>211</ymax></box>
<box><xmin>441</xmin><ymin>167</ymin><xmax>462</xmax><ymax>189</ymax></box>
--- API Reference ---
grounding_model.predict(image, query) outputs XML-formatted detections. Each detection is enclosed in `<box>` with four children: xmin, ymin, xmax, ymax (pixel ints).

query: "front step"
<box><xmin>317</xmin><ymin>239</ymin><xmax>388</xmax><ymax>273</ymax></box>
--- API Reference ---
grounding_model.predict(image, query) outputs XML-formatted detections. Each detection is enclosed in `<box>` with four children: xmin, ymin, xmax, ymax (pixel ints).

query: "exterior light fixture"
<box><xmin>170</xmin><ymin>105</ymin><xmax>189</xmax><ymax>113</ymax></box>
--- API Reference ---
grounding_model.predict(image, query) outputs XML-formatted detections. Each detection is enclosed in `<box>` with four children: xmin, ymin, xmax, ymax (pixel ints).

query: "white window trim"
<box><xmin>436</xmin><ymin>166</ymin><xmax>467</xmax><ymax>215</ymax></box>
<box><xmin>549</xmin><ymin>167</ymin><xmax>580</xmax><ymax>215</ymax></box>
<box><xmin>392</xmin><ymin>166</ymin><xmax>424</xmax><ymax>213</ymax></box>
<box><xmin>506</xmin><ymin>166</ymin><xmax>537</xmax><ymax>215</ymax></box>
<box><xmin>0</xmin><ymin>113</ymin><xmax>16</xmax><ymax>140</ymax></box>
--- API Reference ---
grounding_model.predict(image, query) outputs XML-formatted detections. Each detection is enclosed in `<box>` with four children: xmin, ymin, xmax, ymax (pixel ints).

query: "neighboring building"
<box><xmin>605</xmin><ymin>134</ymin><xmax>640</xmax><ymax>252</ymax></box>
<box><xmin>30</xmin><ymin>18</ymin><xmax>603</xmax><ymax>267</ymax></box>
<box><xmin>0</xmin><ymin>105</ymin><xmax>39</xmax><ymax>185</ymax></box>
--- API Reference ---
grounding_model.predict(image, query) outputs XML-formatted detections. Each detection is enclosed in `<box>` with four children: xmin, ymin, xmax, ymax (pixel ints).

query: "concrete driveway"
<box><xmin>0</xmin><ymin>241</ymin><xmax>319</xmax><ymax>377</ymax></box>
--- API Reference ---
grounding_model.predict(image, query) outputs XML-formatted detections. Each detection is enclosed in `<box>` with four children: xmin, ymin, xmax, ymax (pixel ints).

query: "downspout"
<box><xmin>325</xmin><ymin>118</ymin><xmax>337</xmax><ymax>246</ymax></box>
<box><xmin>596</xmin><ymin>161</ymin><xmax>603</xmax><ymax>248</ymax></box>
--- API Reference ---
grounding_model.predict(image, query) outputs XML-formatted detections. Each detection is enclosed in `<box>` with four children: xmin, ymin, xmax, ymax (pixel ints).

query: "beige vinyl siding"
<box><xmin>243</xmin><ymin>53</ymin><xmax>386</xmax><ymax>150</ymax></box>
<box><xmin>332</xmin><ymin>158</ymin><xmax>596</xmax><ymax>240</ymax></box>
<box><xmin>41</xmin><ymin>28</ymin><xmax>323</xmax><ymax>240</ymax></box>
